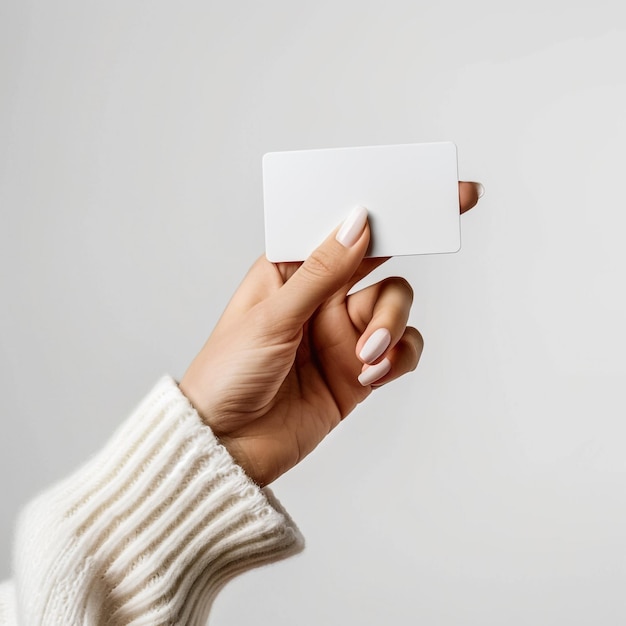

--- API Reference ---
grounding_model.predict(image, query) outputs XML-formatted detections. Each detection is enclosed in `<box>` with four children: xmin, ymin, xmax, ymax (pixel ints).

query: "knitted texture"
<box><xmin>0</xmin><ymin>583</ymin><xmax>16</xmax><ymax>624</ymax></box>
<box><xmin>2</xmin><ymin>377</ymin><xmax>303</xmax><ymax>625</ymax></box>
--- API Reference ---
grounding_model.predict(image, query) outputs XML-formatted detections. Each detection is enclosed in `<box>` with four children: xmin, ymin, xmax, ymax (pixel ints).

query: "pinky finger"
<box><xmin>357</xmin><ymin>326</ymin><xmax>424</xmax><ymax>387</ymax></box>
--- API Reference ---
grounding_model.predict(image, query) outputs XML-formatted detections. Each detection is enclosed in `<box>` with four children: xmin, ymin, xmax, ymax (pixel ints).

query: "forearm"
<box><xmin>9</xmin><ymin>377</ymin><xmax>303</xmax><ymax>625</ymax></box>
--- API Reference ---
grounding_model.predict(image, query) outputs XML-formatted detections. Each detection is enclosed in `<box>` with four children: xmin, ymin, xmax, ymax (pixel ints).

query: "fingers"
<box><xmin>459</xmin><ymin>181</ymin><xmax>484</xmax><ymax>214</ymax></box>
<box><xmin>348</xmin><ymin>277</ymin><xmax>414</xmax><ymax>361</ymax></box>
<box><xmin>311</xmin><ymin>181</ymin><xmax>484</xmax><ymax>298</ymax></box>
<box><xmin>347</xmin><ymin>276</ymin><xmax>418</xmax><ymax>386</ymax></box>
<box><xmin>359</xmin><ymin>327</ymin><xmax>424</xmax><ymax>387</ymax></box>
<box><xmin>228</xmin><ymin>181</ymin><xmax>484</xmax><ymax>324</ymax></box>
<box><xmin>274</xmin><ymin>206</ymin><xmax>370</xmax><ymax>324</ymax></box>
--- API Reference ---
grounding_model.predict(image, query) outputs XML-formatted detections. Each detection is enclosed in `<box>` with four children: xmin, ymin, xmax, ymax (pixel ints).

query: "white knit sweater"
<box><xmin>0</xmin><ymin>377</ymin><xmax>304</xmax><ymax>625</ymax></box>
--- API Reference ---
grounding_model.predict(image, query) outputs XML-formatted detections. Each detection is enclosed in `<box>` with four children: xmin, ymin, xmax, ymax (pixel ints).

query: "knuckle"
<box><xmin>405</xmin><ymin>327</ymin><xmax>424</xmax><ymax>370</ymax></box>
<box><xmin>384</xmin><ymin>276</ymin><xmax>414</xmax><ymax>302</ymax></box>
<box><xmin>302</xmin><ymin>247</ymin><xmax>339</xmax><ymax>281</ymax></box>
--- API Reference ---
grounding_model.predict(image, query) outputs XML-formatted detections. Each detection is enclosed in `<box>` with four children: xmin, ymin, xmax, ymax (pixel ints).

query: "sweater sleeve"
<box><xmin>3</xmin><ymin>376</ymin><xmax>304</xmax><ymax>626</ymax></box>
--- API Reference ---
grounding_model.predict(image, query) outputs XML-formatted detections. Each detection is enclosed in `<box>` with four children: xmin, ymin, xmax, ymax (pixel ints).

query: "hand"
<box><xmin>180</xmin><ymin>182</ymin><xmax>482</xmax><ymax>486</ymax></box>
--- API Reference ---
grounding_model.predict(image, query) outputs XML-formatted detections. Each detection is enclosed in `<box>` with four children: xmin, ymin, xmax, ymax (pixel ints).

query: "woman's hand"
<box><xmin>180</xmin><ymin>182</ymin><xmax>482</xmax><ymax>486</ymax></box>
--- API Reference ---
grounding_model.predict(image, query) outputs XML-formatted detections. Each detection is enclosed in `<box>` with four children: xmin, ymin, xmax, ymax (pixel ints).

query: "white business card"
<box><xmin>263</xmin><ymin>141</ymin><xmax>460</xmax><ymax>262</ymax></box>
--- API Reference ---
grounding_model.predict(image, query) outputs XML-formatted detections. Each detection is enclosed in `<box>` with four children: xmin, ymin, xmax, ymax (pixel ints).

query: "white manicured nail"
<box><xmin>476</xmin><ymin>183</ymin><xmax>485</xmax><ymax>198</ymax></box>
<box><xmin>359</xmin><ymin>328</ymin><xmax>391</xmax><ymax>364</ymax></box>
<box><xmin>336</xmin><ymin>206</ymin><xmax>368</xmax><ymax>248</ymax></box>
<box><xmin>358</xmin><ymin>358</ymin><xmax>391</xmax><ymax>386</ymax></box>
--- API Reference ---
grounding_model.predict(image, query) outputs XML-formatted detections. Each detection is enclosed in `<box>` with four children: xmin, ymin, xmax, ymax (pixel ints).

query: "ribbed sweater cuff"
<box><xmin>14</xmin><ymin>376</ymin><xmax>304</xmax><ymax>625</ymax></box>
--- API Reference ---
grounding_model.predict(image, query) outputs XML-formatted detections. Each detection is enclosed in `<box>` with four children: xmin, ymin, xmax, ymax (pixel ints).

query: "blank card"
<box><xmin>263</xmin><ymin>141</ymin><xmax>460</xmax><ymax>262</ymax></box>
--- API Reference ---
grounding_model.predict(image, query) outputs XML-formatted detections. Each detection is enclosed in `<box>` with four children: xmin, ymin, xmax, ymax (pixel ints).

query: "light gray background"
<box><xmin>1</xmin><ymin>1</ymin><xmax>625</xmax><ymax>624</ymax></box>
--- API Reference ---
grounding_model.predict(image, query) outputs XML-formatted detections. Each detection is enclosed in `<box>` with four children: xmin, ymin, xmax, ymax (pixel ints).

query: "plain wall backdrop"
<box><xmin>1</xmin><ymin>1</ymin><xmax>625</xmax><ymax>624</ymax></box>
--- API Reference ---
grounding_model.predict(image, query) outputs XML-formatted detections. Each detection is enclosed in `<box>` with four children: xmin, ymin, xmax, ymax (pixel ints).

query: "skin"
<box><xmin>180</xmin><ymin>181</ymin><xmax>481</xmax><ymax>486</ymax></box>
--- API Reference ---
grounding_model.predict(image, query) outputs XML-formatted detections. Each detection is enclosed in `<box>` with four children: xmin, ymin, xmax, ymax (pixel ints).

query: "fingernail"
<box><xmin>336</xmin><ymin>206</ymin><xmax>368</xmax><ymax>248</ymax></box>
<box><xmin>358</xmin><ymin>357</ymin><xmax>391</xmax><ymax>386</ymax></box>
<box><xmin>359</xmin><ymin>328</ymin><xmax>391</xmax><ymax>364</ymax></box>
<box><xmin>476</xmin><ymin>183</ymin><xmax>485</xmax><ymax>198</ymax></box>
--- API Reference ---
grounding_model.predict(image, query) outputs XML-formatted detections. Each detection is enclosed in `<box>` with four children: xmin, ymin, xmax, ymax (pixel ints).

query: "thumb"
<box><xmin>274</xmin><ymin>206</ymin><xmax>370</xmax><ymax>323</ymax></box>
